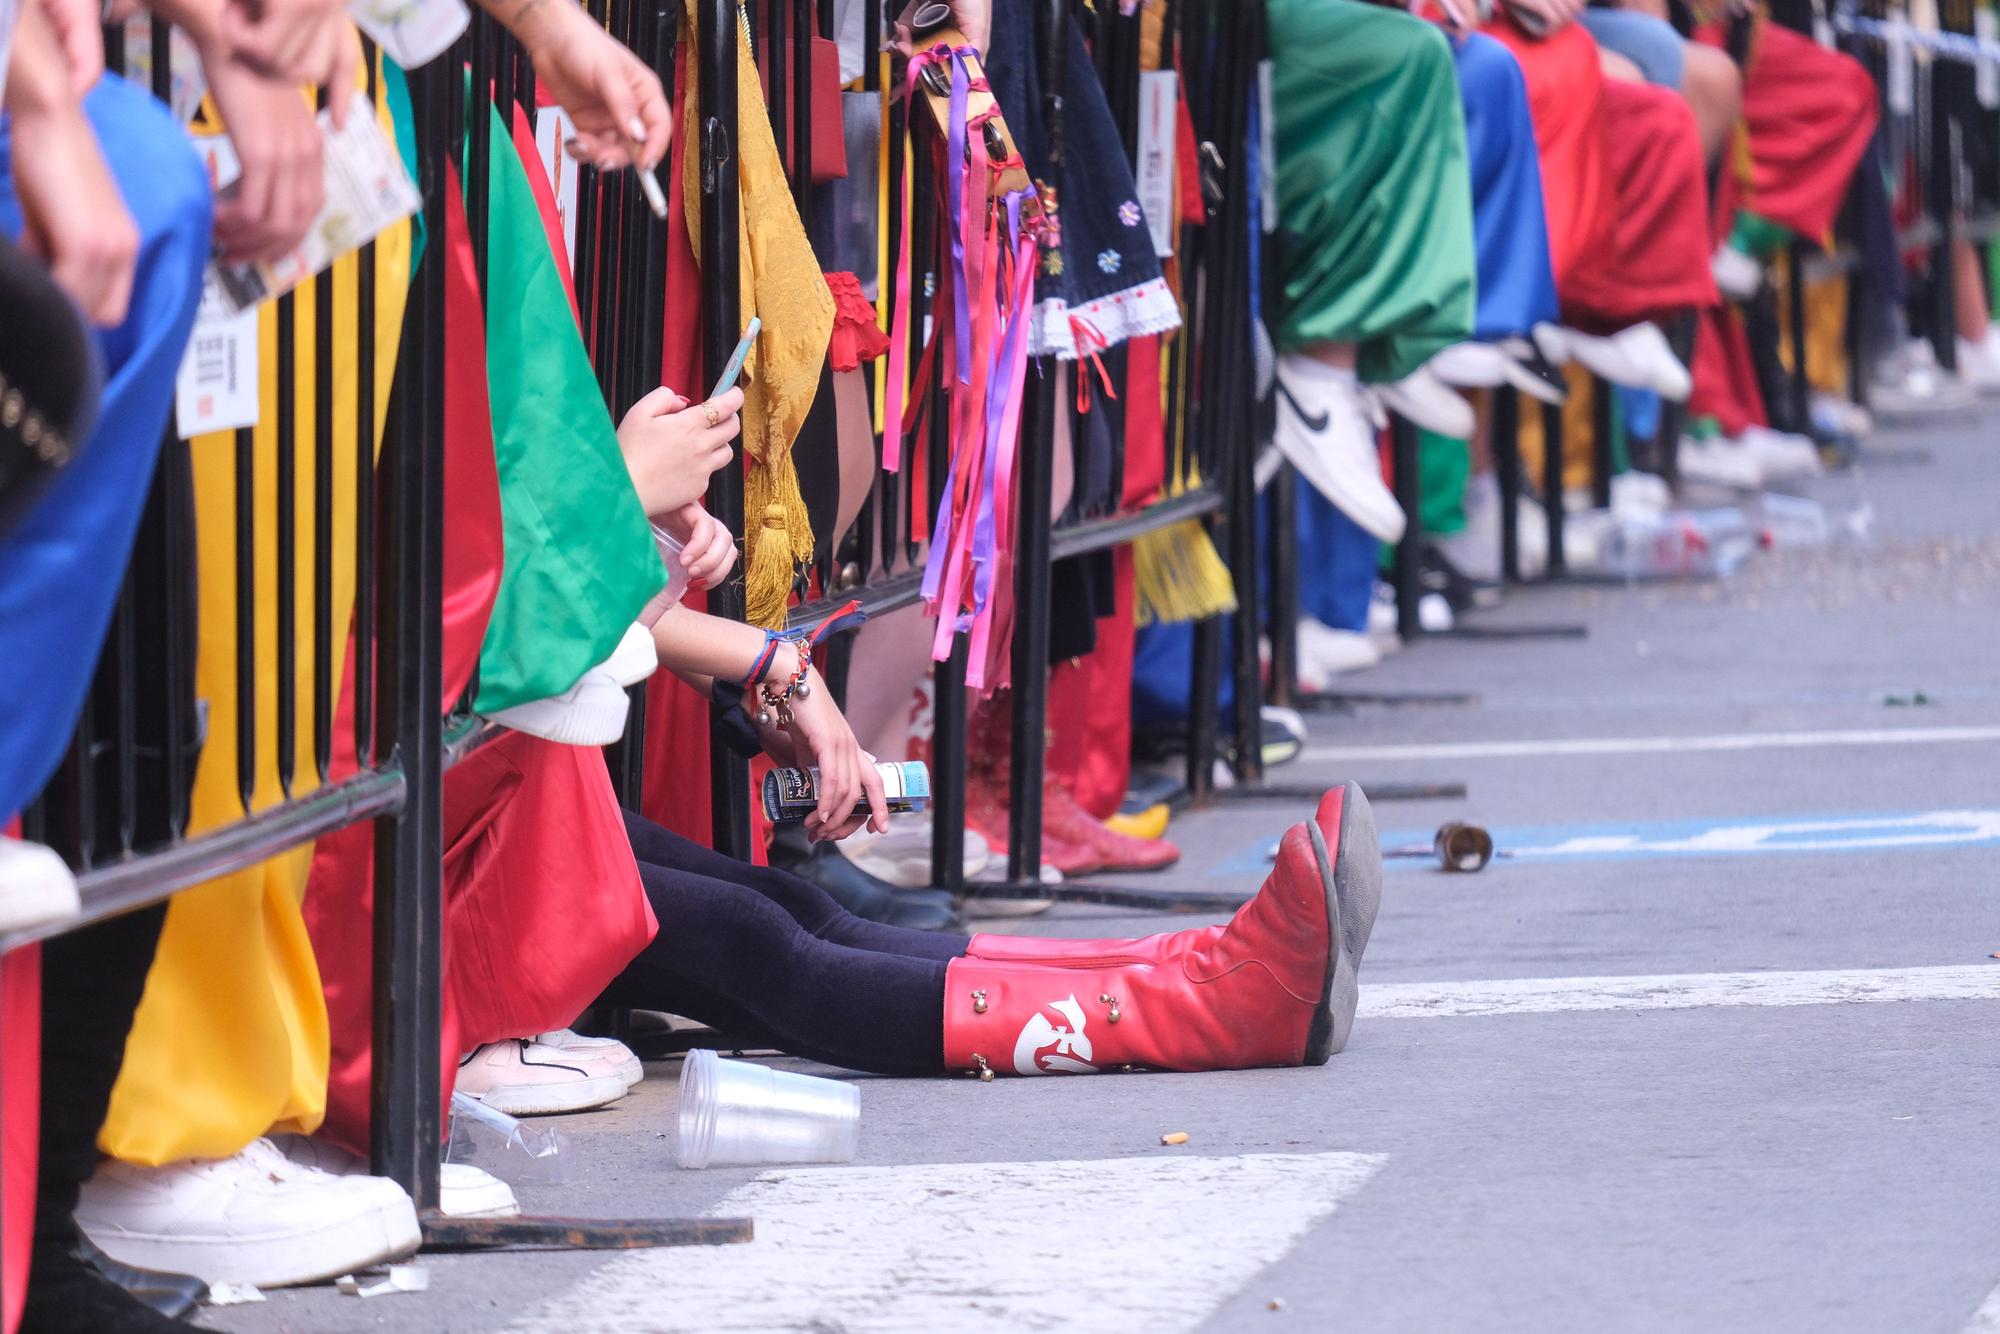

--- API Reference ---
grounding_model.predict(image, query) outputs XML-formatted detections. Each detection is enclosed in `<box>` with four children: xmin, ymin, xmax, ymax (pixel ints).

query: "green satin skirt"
<box><xmin>1268</xmin><ymin>0</ymin><xmax>1477</xmax><ymax>383</ymax></box>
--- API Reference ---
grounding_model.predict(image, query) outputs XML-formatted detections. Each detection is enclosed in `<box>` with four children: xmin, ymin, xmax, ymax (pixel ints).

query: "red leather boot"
<box><xmin>962</xmin><ymin>688</ymin><xmax>1105</xmax><ymax>877</ymax></box>
<box><xmin>1041</xmin><ymin>775</ymin><xmax>1181</xmax><ymax>872</ymax></box>
<box><xmin>963</xmin><ymin>781</ymin><xmax>1378</xmax><ymax>970</ymax></box>
<box><xmin>941</xmin><ymin>783</ymin><xmax>1381</xmax><ymax>1074</ymax></box>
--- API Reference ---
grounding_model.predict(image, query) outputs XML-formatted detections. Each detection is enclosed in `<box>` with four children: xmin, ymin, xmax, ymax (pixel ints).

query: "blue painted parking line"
<box><xmin>1209</xmin><ymin>809</ymin><xmax>2000</xmax><ymax>876</ymax></box>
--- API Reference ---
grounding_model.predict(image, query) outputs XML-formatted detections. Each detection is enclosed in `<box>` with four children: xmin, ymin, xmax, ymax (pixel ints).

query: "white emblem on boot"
<box><xmin>1012</xmin><ymin>995</ymin><xmax>1098</xmax><ymax>1075</ymax></box>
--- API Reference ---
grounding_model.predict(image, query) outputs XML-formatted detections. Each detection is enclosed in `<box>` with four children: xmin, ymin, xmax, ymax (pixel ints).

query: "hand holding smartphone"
<box><xmin>709</xmin><ymin>316</ymin><xmax>762</xmax><ymax>403</ymax></box>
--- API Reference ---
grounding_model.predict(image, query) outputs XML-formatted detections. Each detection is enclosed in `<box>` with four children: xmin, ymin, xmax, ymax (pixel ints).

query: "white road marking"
<box><xmin>1361</xmin><ymin>964</ymin><xmax>2000</xmax><ymax>1020</ymax></box>
<box><xmin>507</xmin><ymin>1152</ymin><xmax>1384</xmax><ymax>1334</ymax></box>
<box><xmin>1298</xmin><ymin>724</ymin><xmax>2000</xmax><ymax>765</ymax></box>
<box><xmin>1964</xmin><ymin>1278</ymin><xmax>2000</xmax><ymax>1332</ymax></box>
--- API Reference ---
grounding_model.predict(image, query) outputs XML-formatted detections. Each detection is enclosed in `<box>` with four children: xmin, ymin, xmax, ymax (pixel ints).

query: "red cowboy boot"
<box><xmin>965</xmin><ymin>781</ymin><xmax>1377</xmax><ymax>969</ymax></box>
<box><xmin>962</xmin><ymin>688</ymin><xmax>1105</xmax><ymax>877</ymax></box>
<box><xmin>1042</xmin><ymin>774</ymin><xmax>1181</xmax><ymax>872</ymax></box>
<box><xmin>941</xmin><ymin>784</ymin><xmax>1381</xmax><ymax>1075</ymax></box>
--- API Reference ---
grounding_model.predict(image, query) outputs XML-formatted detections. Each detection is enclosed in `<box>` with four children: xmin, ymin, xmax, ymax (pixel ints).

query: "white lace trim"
<box><xmin>1027</xmin><ymin>275</ymin><xmax>1184</xmax><ymax>361</ymax></box>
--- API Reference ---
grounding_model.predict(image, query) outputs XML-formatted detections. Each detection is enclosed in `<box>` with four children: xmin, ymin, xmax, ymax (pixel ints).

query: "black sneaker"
<box><xmin>1421</xmin><ymin>543</ymin><xmax>1502</xmax><ymax>615</ymax></box>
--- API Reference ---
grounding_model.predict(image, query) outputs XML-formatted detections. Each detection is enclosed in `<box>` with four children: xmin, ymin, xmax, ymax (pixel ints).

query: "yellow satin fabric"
<box><xmin>681</xmin><ymin>10</ymin><xmax>833</xmax><ymax>626</ymax></box>
<box><xmin>101</xmin><ymin>74</ymin><xmax>411</xmax><ymax>1165</ymax></box>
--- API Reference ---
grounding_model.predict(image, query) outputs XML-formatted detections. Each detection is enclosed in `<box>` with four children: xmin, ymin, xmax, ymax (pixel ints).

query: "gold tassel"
<box><xmin>1131</xmin><ymin>516</ymin><xmax>1237</xmax><ymax>627</ymax></box>
<box><xmin>743</xmin><ymin>450</ymin><xmax>816</xmax><ymax>628</ymax></box>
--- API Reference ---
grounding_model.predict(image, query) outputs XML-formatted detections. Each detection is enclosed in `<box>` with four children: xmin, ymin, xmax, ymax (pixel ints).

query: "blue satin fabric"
<box><xmin>0</xmin><ymin>75</ymin><xmax>212</xmax><ymax>818</ymax></box>
<box><xmin>1457</xmin><ymin>33</ymin><xmax>1559</xmax><ymax>340</ymax></box>
<box><xmin>1131</xmin><ymin>483</ymin><xmax>1377</xmax><ymax>726</ymax></box>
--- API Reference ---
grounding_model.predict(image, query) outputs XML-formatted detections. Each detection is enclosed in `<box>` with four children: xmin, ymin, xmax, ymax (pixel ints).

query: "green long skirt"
<box><xmin>1269</xmin><ymin>0</ymin><xmax>1477</xmax><ymax>384</ymax></box>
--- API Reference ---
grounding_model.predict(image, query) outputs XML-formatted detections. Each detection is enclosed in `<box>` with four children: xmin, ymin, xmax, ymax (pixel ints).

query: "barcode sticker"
<box><xmin>1134</xmin><ymin>71</ymin><xmax>1178</xmax><ymax>260</ymax></box>
<box><xmin>175</xmin><ymin>273</ymin><xmax>261</xmax><ymax>436</ymax></box>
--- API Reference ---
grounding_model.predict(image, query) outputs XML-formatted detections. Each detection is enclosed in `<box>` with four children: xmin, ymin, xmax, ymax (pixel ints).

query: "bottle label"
<box><xmin>763</xmin><ymin>761</ymin><xmax>931</xmax><ymax>823</ymax></box>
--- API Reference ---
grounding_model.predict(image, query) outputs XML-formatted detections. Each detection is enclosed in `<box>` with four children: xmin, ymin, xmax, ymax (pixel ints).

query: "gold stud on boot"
<box><xmin>971</xmin><ymin>1054</ymin><xmax>994</xmax><ymax>1082</ymax></box>
<box><xmin>971</xmin><ymin>989</ymin><xmax>989</xmax><ymax>1015</ymax></box>
<box><xmin>1099</xmin><ymin>993</ymin><xmax>1122</xmax><ymax>1023</ymax></box>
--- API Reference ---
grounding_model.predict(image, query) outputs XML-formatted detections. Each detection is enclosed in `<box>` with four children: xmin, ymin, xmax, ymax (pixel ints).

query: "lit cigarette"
<box><xmin>636</xmin><ymin>162</ymin><xmax>667</xmax><ymax>218</ymax></box>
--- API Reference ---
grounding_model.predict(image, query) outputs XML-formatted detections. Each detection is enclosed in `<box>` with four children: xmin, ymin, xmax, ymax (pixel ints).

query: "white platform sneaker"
<box><xmin>76</xmin><ymin>1137</ymin><xmax>421</xmax><ymax>1288</ymax></box>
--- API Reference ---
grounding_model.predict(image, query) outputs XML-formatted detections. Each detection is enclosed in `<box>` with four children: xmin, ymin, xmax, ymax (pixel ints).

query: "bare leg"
<box><xmin>1953</xmin><ymin>235</ymin><xmax>1991</xmax><ymax>343</ymax></box>
<box><xmin>1300</xmin><ymin>341</ymin><xmax>1359</xmax><ymax>370</ymax></box>
<box><xmin>1680</xmin><ymin>43</ymin><xmax>1742</xmax><ymax>169</ymax></box>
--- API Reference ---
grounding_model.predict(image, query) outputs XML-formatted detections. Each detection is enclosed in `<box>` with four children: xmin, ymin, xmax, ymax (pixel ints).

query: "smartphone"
<box><xmin>707</xmin><ymin>316</ymin><xmax>762</xmax><ymax>402</ymax></box>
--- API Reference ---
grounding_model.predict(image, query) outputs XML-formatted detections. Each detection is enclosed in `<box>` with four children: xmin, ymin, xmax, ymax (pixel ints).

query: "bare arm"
<box><xmin>650</xmin><ymin>605</ymin><xmax>891</xmax><ymax>840</ymax></box>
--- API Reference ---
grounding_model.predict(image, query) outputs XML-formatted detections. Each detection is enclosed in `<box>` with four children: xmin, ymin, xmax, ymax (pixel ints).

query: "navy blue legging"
<box><xmin>599</xmin><ymin>812</ymin><xmax>969</xmax><ymax>1076</ymax></box>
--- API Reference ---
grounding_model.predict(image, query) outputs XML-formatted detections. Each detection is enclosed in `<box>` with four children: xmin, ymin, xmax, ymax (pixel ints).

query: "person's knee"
<box><xmin>1600</xmin><ymin>47</ymin><xmax>1647</xmax><ymax>84</ymax></box>
<box><xmin>1682</xmin><ymin>43</ymin><xmax>1743</xmax><ymax>123</ymax></box>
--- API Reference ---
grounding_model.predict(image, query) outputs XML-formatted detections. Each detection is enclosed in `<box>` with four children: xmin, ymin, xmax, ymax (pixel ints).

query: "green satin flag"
<box><xmin>470</xmin><ymin>104</ymin><xmax>664</xmax><ymax>712</ymax></box>
<box><xmin>1268</xmin><ymin>0</ymin><xmax>1476</xmax><ymax>384</ymax></box>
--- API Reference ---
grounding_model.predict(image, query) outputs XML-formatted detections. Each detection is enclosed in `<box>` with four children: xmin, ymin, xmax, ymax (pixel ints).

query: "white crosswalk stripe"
<box><xmin>507</xmin><ymin>1152</ymin><xmax>1385</xmax><ymax>1334</ymax></box>
<box><xmin>1361</xmin><ymin>964</ymin><xmax>2000</xmax><ymax>1020</ymax></box>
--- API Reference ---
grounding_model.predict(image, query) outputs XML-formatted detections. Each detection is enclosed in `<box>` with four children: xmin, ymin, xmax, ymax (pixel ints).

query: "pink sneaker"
<box><xmin>455</xmin><ymin>1040</ymin><xmax>627</xmax><ymax>1116</ymax></box>
<box><xmin>535</xmin><ymin>1028</ymin><xmax>643</xmax><ymax>1088</ymax></box>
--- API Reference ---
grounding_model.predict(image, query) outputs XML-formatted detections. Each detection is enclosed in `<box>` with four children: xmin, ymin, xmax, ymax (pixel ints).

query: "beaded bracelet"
<box><xmin>754</xmin><ymin>650</ymin><xmax>813</xmax><ymax>727</ymax></box>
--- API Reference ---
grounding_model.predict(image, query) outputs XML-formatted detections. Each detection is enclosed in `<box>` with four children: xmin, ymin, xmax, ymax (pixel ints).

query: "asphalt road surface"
<box><xmin>206</xmin><ymin>407</ymin><xmax>2000</xmax><ymax>1334</ymax></box>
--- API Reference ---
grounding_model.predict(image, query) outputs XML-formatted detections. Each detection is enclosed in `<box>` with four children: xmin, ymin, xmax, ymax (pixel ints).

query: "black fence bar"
<box><xmin>369</xmin><ymin>47</ymin><xmax>450</xmax><ymax>1215</ymax></box>
<box><xmin>700</xmin><ymin>0</ymin><xmax>752</xmax><ymax>860</ymax></box>
<box><xmin>1588</xmin><ymin>376</ymin><xmax>1613</xmax><ymax>510</ymax></box>
<box><xmin>1540</xmin><ymin>398</ymin><xmax>1566</xmax><ymax>577</ymax></box>
<box><xmin>1391</xmin><ymin>418</ymin><xmax>1422</xmax><ymax>641</ymax></box>
<box><xmin>276</xmin><ymin>295</ymin><xmax>298</xmax><ymax>798</ymax></box>
<box><xmin>1493</xmin><ymin>385</ymin><xmax>1522</xmax><ymax>583</ymax></box>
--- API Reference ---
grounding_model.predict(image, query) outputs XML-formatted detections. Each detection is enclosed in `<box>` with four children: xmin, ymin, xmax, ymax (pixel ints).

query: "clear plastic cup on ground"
<box><xmin>675</xmin><ymin>1049</ymin><xmax>861</xmax><ymax>1169</ymax></box>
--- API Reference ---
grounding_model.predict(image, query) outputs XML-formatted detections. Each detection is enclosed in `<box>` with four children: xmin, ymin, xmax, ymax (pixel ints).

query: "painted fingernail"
<box><xmin>627</xmin><ymin>116</ymin><xmax>648</xmax><ymax>141</ymax></box>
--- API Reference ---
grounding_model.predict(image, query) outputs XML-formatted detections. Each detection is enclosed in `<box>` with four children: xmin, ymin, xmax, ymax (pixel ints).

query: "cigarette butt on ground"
<box><xmin>1160</xmin><ymin>1131</ymin><xmax>1190</xmax><ymax>1146</ymax></box>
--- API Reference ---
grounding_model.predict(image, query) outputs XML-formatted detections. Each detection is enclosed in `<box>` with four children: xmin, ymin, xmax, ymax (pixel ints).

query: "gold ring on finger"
<box><xmin>703</xmin><ymin>404</ymin><xmax>720</xmax><ymax>427</ymax></box>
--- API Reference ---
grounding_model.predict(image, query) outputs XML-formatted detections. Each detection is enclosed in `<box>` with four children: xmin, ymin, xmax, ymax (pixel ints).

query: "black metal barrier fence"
<box><xmin>4</xmin><ymin>0</ymin><xmax>1276</xmax><ymax>1245</ymax></box>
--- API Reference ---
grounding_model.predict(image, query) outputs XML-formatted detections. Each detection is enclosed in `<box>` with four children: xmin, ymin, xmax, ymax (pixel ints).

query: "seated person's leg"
<box><xmin>1431</xmin><ymin>31</ymin><xmax>1566</xmax><ymax>402</ymax></box>
<box><xmin>0</xmin><ymin>74</ymin><xmax>210</xmax><ymax>821</ymax></box>
<box><xmin>1577</xmin><ymin>6</ymin><xmax>1688</xmax><ymax>88</ymax></box>
<box><xmin>1268</xmin><ymin>0</ymin><xmax>1476</xmax><ymax>537</ymax></box>
<box><xmin>620</xmin><ymin>809</ymin><xmax>968</xmax><ymax>961</ymax></box>
<box><xmin>602</xmin><ymin>847</ymin><xmax>953</xmax><ymax>1078</ymax></box>
<box><xmin>1680</xmin><ymin>43</ymin><xmax>1743</xmax><ymax>166</ymax></box>
<box><xmin>1270</xmin><ymin>0</ymin><xmax>1473</xmax><ymax>383</ymax></box>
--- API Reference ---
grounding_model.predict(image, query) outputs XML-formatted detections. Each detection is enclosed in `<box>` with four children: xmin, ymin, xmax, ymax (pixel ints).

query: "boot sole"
<box><xmin>1303</xmin><ymin>782</ymin><xmax>1381</xmax><ymax>1063</ymax></box>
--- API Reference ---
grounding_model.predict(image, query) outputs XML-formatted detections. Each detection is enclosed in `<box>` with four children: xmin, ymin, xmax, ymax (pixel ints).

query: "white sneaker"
<box><xmin>1429</xmin><ymin>340</ymin><xmax>1511</xmax><ymax>389</ymax></box>
<box><xmin>1295</xmin><ymin>618</ymin><xmax>1380</xmax><ymax>691</ymax></box>
<box><xmin>1275</xmin><ymin>354</ymin><xmax>1405</xmax><ymax>543</ymax></box>
<box><xmin>1417</xmin><ymin>591</ymin><xmax>1453</xmax><ymax>633</ymax></box>
<box><xmin>1374</xmin><ymin>363</ymin><xmax>1477</xmax><ymax>439</ymax></box>
<box><xmin>456</xmin><ymin>1039</ymin><xmax>628</xmax><ymax>1116</ymax></box>
<box><xmin>1437</xmin><ymin>474</ymin><xmax>1550</xmax><ymax>581</ymax></box>
<box><xmin>273</xmin><ymin>1135</ymin><xmax>520</xmax><ymax>1219</ymax></box>
<box><xmin>77</xmin><ymin>1138</ymin><xmax>420</xmax><ymax>1288</ymax></box>
<box><xmin>1870</xmin><ymin>338</ymin><xmax>1978</xmax><ymax>419</ymax></box>
<box><xmin>1810</xmin><ymin>391</ymin><xmax>1872</xmax><ymax>439</ymax></box>
<box><xmin>482</xmin><ymin>622</ymin><xmax>658</xmax><ymax>746</ymax></box>
<box><xmin>0</xmin><ymin>838</ymin><xmax>79</xmax><ymax>934</ymax></box>
<box><xmin>535</xmin><ymin>1028</ymin><xmax>643</xmax><ymax>1088</ymax></box>
<box><xmin>1536</xmin><ymin>322</ymin><xmax>1692</xmax><ymax>401</ymax></box>
<box><xmin>841</xmin><ymin>815</ymin><xmax>990</xmax><ymax>889</ymax></box>
<box><xmin>1676</xmin><ymin>436</ymin><xmax>1764</xmax><ymax>490</ymax></box>
<box><xmin>1736</xmin><ymin>425</ymin><xmax>1823</xmax><ymax>482</ymax></box>
<box><xmin>1954</xmin><ymin>326</ymin><xmax>2000</xmax><ymax>395</ymax></box>
<box><xmin>1609</xmin><ymin>470</ymin><xmax>1672</xmax><ymax>518</ymax></box>
<box><xmin>1711</xmin><ymin>245</ymin><xmax>1763</xmax><ymax>300</ymax></box>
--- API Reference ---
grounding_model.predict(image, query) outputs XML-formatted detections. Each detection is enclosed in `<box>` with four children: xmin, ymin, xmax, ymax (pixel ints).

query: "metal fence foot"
<box><xmin>420</xmin><ymin>1214</ymin><xmax>754</xmax><ymax>1252</ymax></box>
